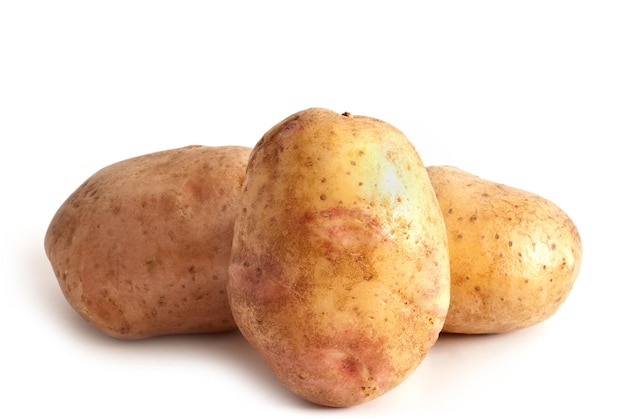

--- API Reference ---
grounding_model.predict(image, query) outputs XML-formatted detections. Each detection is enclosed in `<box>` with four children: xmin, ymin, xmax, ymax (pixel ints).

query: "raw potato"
<box><xmin>44</xmin><ymin>145</ymin><xmax>251</xmax><ymax>339</ymax></box>
<box><xmin>228</xmin><ymin>108</ymin><xmax>450</xmax><ymax>407</ymax></box>
<box><xmin>426</xmin><ymin>166</ymin><xmax>582</xmax><ymax>334</ymax></box>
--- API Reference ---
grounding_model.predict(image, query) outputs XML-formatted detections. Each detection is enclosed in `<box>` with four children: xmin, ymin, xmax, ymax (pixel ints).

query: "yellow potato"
<box><xmin>426</xmin><ymin>165</ymin><xmax>582</xmax><ymax>334</ymax></box>
<box><xmin>44</xmin><ymin>145</ymin><xmax>251</xmax><ymax>339</ymax></box>
<box><xmin>228</xmin><ymin>108</ymin><xmax>450</xmax><ymax>407</ymax></box>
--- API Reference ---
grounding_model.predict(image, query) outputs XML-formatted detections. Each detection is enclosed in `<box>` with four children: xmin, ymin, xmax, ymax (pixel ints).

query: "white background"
<box><xmin>2</xmin><ymin>1</ymin><xmax>624</xmax><ymax>418</ymax></box>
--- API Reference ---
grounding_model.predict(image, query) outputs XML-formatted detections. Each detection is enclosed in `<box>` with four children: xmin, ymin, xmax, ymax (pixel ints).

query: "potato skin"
<box><xmin>44</xmin><ymin>145</ymin><xmax>251</xmax><ymax>339</ymax></box>
<box><xmin>426</xmin><ymin>165</ymin><xmax>582</xmax><ymax>334</ymax></box>
<box><xmin>228</xmin><ymin>108</ymin><xmax>450</xmax><ymax>407</ymax></box>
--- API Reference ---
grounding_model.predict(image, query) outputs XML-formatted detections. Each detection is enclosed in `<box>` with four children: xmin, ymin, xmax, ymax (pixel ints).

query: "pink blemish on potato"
<box><xmin>299</xmin><ymin>208</ymin><xmax>390</xmax><ymax>254</ymax></box>
<box><xmin>229</xmin><ymin>253</ymin><xmax>294</xmax><ymax>304</ymax></box>
<box><xmin>288</xmin><ymin>330</ymin><xmax>394</xmax><ymax>407</ymax></box>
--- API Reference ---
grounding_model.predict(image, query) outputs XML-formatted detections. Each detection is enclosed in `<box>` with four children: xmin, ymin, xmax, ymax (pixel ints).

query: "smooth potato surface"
<box><xmin>45</xmin><ymin>145</ymin><xmax>251</xmax><ymax>339</ymax></box>
<box><xmin>427</xmin><ymin>165</ymin><xmax>582</xmax><ymax>334</ymax></box>
<box><xmin>228</xmin><ymin>108</ymin><xmax>450</xmax><ymax>407</ymax></box>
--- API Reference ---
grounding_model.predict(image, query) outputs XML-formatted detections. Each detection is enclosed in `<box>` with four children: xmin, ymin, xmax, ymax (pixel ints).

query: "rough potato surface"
<box><xmin>45</xmin><ymin>145</ymin><xmax>250</xmax><ymax>339</ymax></box>
<box><xmin>228</xmin><ymin>108</ymin><xmax>450</xmax><ymax>407</ymax></box>
<box><xmin>427</xmin><ymin>165</ymin><xmax>582</xmax><ymax>334</ymax></box>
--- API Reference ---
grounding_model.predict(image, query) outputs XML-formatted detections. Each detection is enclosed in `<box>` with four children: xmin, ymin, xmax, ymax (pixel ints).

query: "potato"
<box><xmin>426</xmin><ymin>165</ymin><xmax>582</xmax><ymax>334</ymax></box>
<box><xmin>228</xmin><ymin>108</ymin><xmax>450</xmax><ymax>407</ymax></box>
<box><xmin>44</xmin><ymin>145</ymin><xmax>251</xmax><ymax>339</ymax></box>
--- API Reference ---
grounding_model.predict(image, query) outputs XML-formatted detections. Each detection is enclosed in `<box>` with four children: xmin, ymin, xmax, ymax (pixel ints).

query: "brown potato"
<box><xmin>44</xmin><ymin>145</ymin><xmax>251</xmax><ymax>339</ymax></box>
<box><xmin>228</xmin><ymin>108</ymin><xmax>450</xmax><ymax>407</ymax></box>
<box><xmin>426</xmin><ymin>165</ymin><xmax>582</xmax><ymax>334</ymax></box>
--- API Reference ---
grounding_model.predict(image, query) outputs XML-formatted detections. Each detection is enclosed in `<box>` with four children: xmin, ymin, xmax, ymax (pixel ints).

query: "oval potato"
<box><xmin>228</xmin><ymin>108</ymin><xmax>450</xmax><ymax>407</ymax></box>
<box><xmin>426</xmin><ymin>165</ymin><xmax>582</xmax><ymax>334</ymax></box>
<box><xmin>44</xmin><ymin>145</ymin><xmax>251</xmax><ymax>339</ymax></box>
